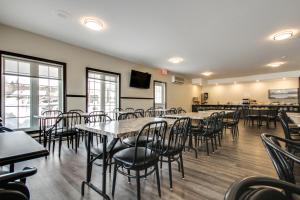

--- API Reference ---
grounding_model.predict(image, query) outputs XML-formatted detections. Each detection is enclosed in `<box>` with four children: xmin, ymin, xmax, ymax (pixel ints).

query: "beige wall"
<box><xmin>202</xmin><ymin>78</ymin><xmax>299</xmax><ymax>105</ymax></box>
<box><xmin>0</xmin><ymin>24</ymin><xmax>201</xmax><ymax>111</ymax></box>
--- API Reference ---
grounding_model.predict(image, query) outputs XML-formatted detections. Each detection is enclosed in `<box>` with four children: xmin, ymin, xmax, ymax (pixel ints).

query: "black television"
<box><xmin>129</xmin><ymin>70</ymin><xmax>151</xmax><ymax>89</ymax></box>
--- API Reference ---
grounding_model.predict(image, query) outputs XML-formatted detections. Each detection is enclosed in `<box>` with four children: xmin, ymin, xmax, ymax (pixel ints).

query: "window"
<box><xmin>1</xmin><ymin>52</ymin><xmax>65</xmax><ymax>130</ymax></box>
<box><xmin>86</xmin><ymin>68</ymin><xmax>120</xmax><ymax>118</ymax></box>
<box><xmin>154</xmin><ymin>81</ymin><xmax>166</xmax><ymax>108</ymax></box>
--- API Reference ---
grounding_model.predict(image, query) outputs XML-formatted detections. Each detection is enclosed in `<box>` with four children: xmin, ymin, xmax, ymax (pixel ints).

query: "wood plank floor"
<box><xmin>18</xmin><ymin>121</ymin><xmax>281</xmax><ymax>200</ymax></box>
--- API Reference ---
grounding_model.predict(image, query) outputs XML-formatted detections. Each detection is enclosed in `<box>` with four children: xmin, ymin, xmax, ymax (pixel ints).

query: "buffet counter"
<box><xmin>192</xmin><ymin>104</ymin><xmax>300</xmax><ymax>113</ymax></box>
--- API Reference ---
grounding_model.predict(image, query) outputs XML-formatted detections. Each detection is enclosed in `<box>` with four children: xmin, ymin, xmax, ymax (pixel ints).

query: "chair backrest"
<box><xmin>125</xmin><ymin>108</ymin><xmax>134</xmax><ymax>112</ymax></box>
<box><xmin>261</xmin><ymin>133</ymin><xmax>300</xmax><ymax>184</ymax></box>
<box><xmin>177</xmin><ymin>109</ymin><xmax>186</xmax><ymax>114</ymax></box>
<box><xmin>134</xmin><ymin>109</ymin><xmax>145</xmax><ymax>118</ymax></box>
<box><xmin>144</xmin><ymin>109</ymin><xmax>156</xmax><ymax>117</ymax></box>
<box><xmin>113</xmin><ymin>108</ymin><xmax>123</xmax><ymax>112</ymax></box>
<box><xmin>129</xmin><ymin>121</ymin><xmax>168</xmax><ymax>168</ymax></box>
<box><xmin>68</xmin><ymin>109</ymin><xmax>84</xmax><ymax>113</ymax></box>
<box><xmin>224</xmin><ymin>176</ymin><xmax>300</xmax><ymax>200</ymax></box>
<box><xmin>87</xmin><ymin>112</ymin><xmax>111</xmax><ymax>124</ymax></box>
<box><xmin>163</xmin><ymin>117</ymin><xmax>190</xmax><ymax>154</ymax></box>
<box><xmin>41</xmin><ymin>110</ymin><xmax>63</xmax><ymax>129</ymax></box>
<box><xmin>56</xmin><ymin>111</ymin><xmax>82</xmax><ymax>132</ymax></box>
<box><xmin>118</xmin><ymin>112</ymin><xmax>138</xmax><ymax>120</ymax></box>
<box><xmin>203</xmin><ymin>112</ymin><xmax>219</xmax><ymax>135</ymax></box>
<box><xmin>166</xmin><ymin>108</ymin><xmax>177</xmax><ymax>115</ymax></box>
<box><xmin>278</xmin><ymin>113</ymin><xmax>292</xmax><ymax>140</ymax></box>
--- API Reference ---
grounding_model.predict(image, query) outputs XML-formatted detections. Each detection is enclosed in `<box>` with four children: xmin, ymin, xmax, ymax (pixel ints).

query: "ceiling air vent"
<box><xmin>171</xmin><ymin>75</ymin><xmax>184</xmax><ymax>84</ymax></box>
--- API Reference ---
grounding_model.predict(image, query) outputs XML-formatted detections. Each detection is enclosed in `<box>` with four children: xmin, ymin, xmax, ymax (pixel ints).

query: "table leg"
<box><xmin>39</xmin><ymin>119</ymin><xmax>42</xmax><ymax>144</ymax></box>
<box><xmin>102</xmin><ymin>135</ymin><xmax>107</xmax><ymax>195</ymax></box>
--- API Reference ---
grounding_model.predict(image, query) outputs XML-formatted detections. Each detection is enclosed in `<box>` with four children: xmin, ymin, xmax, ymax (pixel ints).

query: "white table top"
<box><xmin>164</xmin><ymin>110</ymin><xmax>233</xmax><ymax>120</ymax></box>
<box><xmin>75</xmin><ymin>117</ymin><xmax>176</xmax><ymax>138</ymax></box>
<box><xmin>287</xmin><ymin>112</ymin><xmax>300</xmax><ymax>127</ymax></box>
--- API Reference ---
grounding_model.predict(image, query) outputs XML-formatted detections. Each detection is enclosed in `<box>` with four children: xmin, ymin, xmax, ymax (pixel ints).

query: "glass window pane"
<box><xmin>19</xmin><ymin>77</ymin><xmax>30</xmax><ymax>84</ymax></box>
<box><xmin>5</xmin><ymin>83</ymin><xmax>18</xmax><ymax>95</ymax></box>
<box><xmin>5</xmin><ymin>95</ymin><xmax>18</xmax><ymax>106</ymax></box>
<box><xmin>39</xmin><ymin>78</ymin><xmax>49</xmax><ymax>86</ymax></box>
<box><xmin>5</xmin><ymin>107</ymin><xmax>18</xmax><ymax>118</ymax></box>
<box><xmin>5</xmin><ymin>118</ymin><xmax>18</xmax><ymax>129</ymax></box>
<box><xmin>19</xmin><ymin>107</ymin><xmax>30</xmax><ymax>117</ymax></box>
<box><xmin>39</xmin><ymin>65</ymin><xmax>48</xmax><ymax>77</ymax></box>
<box><xmin>49</xmin><ymin>67</ymin><xmax>58</xmax><ymax>78</ymax></box>
<box><xmin>50</xmin><ymin>79</ymin><xmax>58</xmax><ymax>86</ymax></box>
<box><xmin>5</xmin><ymin>59</ymin><xmax>18</xmax><ymax>73</ymax></box>
<box><xmin>5</xmin><ymin>75</ymin><xmax>18</xmax><ymax>84</ymax></box>
<box><xmin>19</xmin><ymin>96</ymin><xmax>30</xmax><ymax>106</ymax></box>
<box><xmin>19</xmin><ymin>117</ymin><xmax>30</xmax><ymax>129</ymax></box>
<box><xmin>19</xmin><ymin>62</ymin><xmax>30</xmax><ymax>74</ymax></box>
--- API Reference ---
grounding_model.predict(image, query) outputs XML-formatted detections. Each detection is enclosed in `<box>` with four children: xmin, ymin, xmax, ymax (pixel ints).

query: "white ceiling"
<box><xmin>0</xmin><ymin>0</ymin><xmax>300</xmax><ymax>79</ymax></box>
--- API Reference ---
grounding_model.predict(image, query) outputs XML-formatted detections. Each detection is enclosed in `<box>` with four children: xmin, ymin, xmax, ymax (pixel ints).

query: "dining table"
<box><xmin>164</xmin><ymin>110</ymin><xmax>233</xmax><ymax>120</ymax></box>
<box><xmin>75</xmin><ymin>117</ymin><xmax>176</xmax><ymax>200</ymax></box>
<box><xmin>0</xmin><ymin>131</ymin><xmax>49</xmax><ymax>172</ymax></box>
<box><xmin>287</xmin><ymin>112</ymin><xmax>300</xmax><ymax>127</ymax></box>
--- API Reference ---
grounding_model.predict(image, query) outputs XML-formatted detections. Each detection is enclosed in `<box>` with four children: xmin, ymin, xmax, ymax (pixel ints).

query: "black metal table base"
<box><xmin>81</xmin><ymin>181</ymin><xmax>110</xmax><ymax>200</ymax></box>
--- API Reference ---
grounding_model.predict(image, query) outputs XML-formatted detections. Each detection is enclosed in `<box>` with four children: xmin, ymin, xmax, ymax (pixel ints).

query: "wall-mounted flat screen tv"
<box><xmin>129</xmin><ymin>70</ymin><xmax>151</xmax><ymax>89</ymax></box>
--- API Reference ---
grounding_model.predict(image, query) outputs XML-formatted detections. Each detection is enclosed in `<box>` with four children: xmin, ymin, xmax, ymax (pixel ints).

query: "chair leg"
<box><xmin>179</xmin><ymin>153</ymin><xmax>184</xmax><ymax>179</ymax></box>
<box><xmin>112</xmin><ymin>163</ymin><xmax>117</xmax><ymax>197</ymax></box>
<box><xmin>136</xmin><ymin>170</ymin><xmax>141</xmax><ymax>200</ymax></box>
<box><xmin>155</xmin><ymin>163</ymin><xmax>161</xmax><ymax>197</ymax></box>
<box><xmin>168</xmin><ymin>156</ymin><xmax>173</xmax><ymax>190</ymax></box>
<box><xmin>58</xmin><ymin>136</ymin><xmax>62</xmax><ymax>157</ymax></box>
<box><xmin>206</xmin><ymin>138</ymin><xmax>209</xmax><ymax>156</ymax></box>
<box><xmin>127</xmin><ymin>169</ymin><xmax>131</xmax><ymax>183</ymax></box>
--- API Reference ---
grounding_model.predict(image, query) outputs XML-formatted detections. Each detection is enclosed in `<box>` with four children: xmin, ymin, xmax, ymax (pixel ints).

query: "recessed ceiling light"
<box><xmin>282</xmin><ymin>77</ymin><xmax>286</xmax><ymax>80</ymax></box>
<box><xmin>273</xmin><ymin>31</ymin><xmax>293</xmax><ymax>41</ymax></box>
<box><xmin>168</xmin><ymin>57</ymin><xmax>184</xmax><ymax>64</ymax></box>
<box><xmin>256</xmin><ymin>80</ymin><xmax>260</xmax><ymax>82</ymax></box>
<box><xmin>266</xmin><ymin>62</ymin><xmax>285</xmax><ymax>68</ymax></box>
<box><xmin>81</xmin><ymin>17</ymin><xmax>104</xmax><ymax>31</ymax></box>
<box><xmin>201</xmin><ymin>71</ymin><xmax>213</xmax><ymax>76</ymax></box>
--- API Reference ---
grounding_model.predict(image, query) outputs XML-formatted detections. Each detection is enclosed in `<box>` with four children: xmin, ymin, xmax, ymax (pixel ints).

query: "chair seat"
<box><xmin>123</xmin><ymin>136</ymin><xmax>153</xmax><ymax>147</ymax></box>
<box><xmin>113</xmin><ymin>147</ymin><xmax>158</xmax><ymax>169</ymax></box>
<box><xmin>240</xmin><ymin>187</ymin><xmax>288</xmax><ymax>200</ymax></box>
<box><xmin>91</xmin><ymin>140</ymin><xmax>129</xmax><ymax>156</ymax></box>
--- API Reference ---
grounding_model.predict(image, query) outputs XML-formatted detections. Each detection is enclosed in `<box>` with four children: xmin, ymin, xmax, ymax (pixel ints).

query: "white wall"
<box><xmin>202</xmin><ymin>78</ymin><xmax>299</xmax><ymax>105</ymax></box>
<box><xmin>0</xmin><ymin>24</ymin><xmax>201</xmax><ymax>111</ymax></box>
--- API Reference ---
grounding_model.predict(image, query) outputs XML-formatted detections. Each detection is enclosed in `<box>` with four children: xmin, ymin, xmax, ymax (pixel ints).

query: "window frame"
<box><xmin>85</xmin><ymin>67</ymin><xmax>121</xmax><ymax>112</ymax></box>
<box><xmin>153</xmin><ymin>80</ymin><xmax>167</xmax><ymax>109</ymax></box>
<box><xmin>0</xmin><ymin>51</ymin><xmax>67</xmax><ymax>131</ymax></box>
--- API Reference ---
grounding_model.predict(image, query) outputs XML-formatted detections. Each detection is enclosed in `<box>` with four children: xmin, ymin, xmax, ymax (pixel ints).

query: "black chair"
<box><xmin>192</xmin><ymin>113</ymin><xmax>218</xmax><ymax>155</ymax></box>
<box><xmin>68</xmin><ymin>109</ymin><xmax>84</xmax><ymax>113</ymax></box>
<box><xmin>45</xmin><ymin>111</ymin><xmax>82</xmax><ymax>157</ymax></box>
<box><xmin>267</xmin><ymin>109</ymin><xmax>278</xmax><ymax>128</ymax></box>
<box><xmin>279</xmin><ymin>114</ymin><xmax>300</xmax><ymax>141</ymax></box>
<box><xmin>224</xmin><ymin>110</ymin><xmax>241</xmax><ymax>140</ymax></box>
<box><xmin>159</xmin><ymin>117</ymin><xmax>190</xmax><ymax>190</ymax></box>
<box><xmin>112</xmin><ymin>121</ymin><xmax>168</xmax><ymax>200</ymax></box>
<box><xmin>144</xmin><ymin>108</ymin><xmax>156</xmax><ymax>117</ymax></box>
<box><xmin>178</xmin><ymin>109</ymin><xmax>187</xmax><ymax>114</ymax></box>
<box><xmin>166</xmin><ymin>108</ymin><xmax>177</xmax><ymax>115</ymax></box>
<box><xmin>225</xmin><ymin>176</ymin><xmax>300</xmax><ymax>200</ymax></box>
<box><xmin>0</xmin><ymin>167</ymin><xmax>37</xmax><ymax>200</ymax></box>
<box><xmin>134</xmin><ymin>109</ymin><xmax>145</xmax><ymax>118</ymax></box>
<box><xmin>125</xmin><ymin>108</ymin><xmax>135</xmax><ymax>112</ymax></box>
<box><xmin>118</xmin><ymin>113</ymin><xmax>148</xmax><ymax>147</ymax></box>
<box><xmin>261</xmin><ymin>133</ymin><xmax>300</xmax><ymax>184</ymax></box>
<box><xmin>41</xmin><ymin>110</ymin><xmax>62</xmax><ymax>147</ymax></box>
<box><xmin>246</xmin><ymin>108</ymin><xmax>260</xmax><ymax>127</ymax></box>
<box><xmin>117</xmin><ymin>112</ymin><xmax>138</xmax><ymax>121</ymax></box>
<box><xmin>279</xmin><ymin>111</ymin><xmax>300</xmax><ymax>135</ymax></box>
